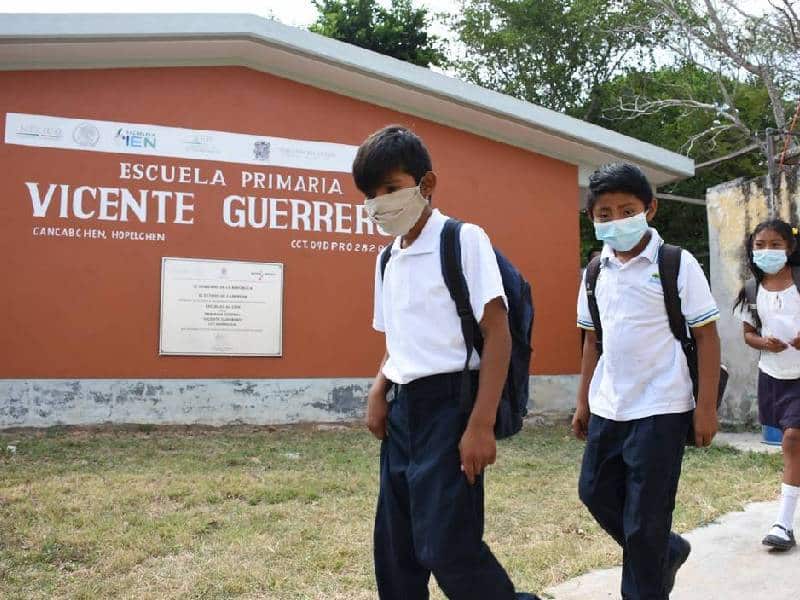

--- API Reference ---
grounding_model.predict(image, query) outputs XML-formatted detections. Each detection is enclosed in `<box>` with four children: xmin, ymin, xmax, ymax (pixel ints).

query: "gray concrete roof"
<box><xmin>0</xmin><ymin>13</ymin><xmax>694</xmax><ymax>186</ymax></box>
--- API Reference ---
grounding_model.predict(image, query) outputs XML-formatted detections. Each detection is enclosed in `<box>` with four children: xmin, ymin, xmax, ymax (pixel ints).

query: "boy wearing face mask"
<box><xmin>573</xmin><ymin>163</ymin><xmax>721</xmax><ymax>600</ymax></box>
<box><xmin>355</xmin><ymin>125</ymin><xmax>539</xmax><ymax>600</ymax></box>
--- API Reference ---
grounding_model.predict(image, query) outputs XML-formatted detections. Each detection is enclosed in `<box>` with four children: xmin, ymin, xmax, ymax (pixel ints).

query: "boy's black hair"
<box><xmin>352</xmin><ymin>125</ymin><xmax>432</xmax><ymax>197</ymax></box>
<box><xmin>733</xmin><ymin>218</ymin><xmax>800</xmax><ymax>312</ymax></box>
<box><xmin>586</xmin><ymin>163</ymin><xmax>654</xmax><ymax>216</ymax></box>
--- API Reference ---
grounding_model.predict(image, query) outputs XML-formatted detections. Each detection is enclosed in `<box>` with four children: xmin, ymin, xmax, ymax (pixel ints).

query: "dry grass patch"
<box><xmin>0</xmin><ymin>424</ymin><xmax>782</xmax><ymax>599</ymax></box>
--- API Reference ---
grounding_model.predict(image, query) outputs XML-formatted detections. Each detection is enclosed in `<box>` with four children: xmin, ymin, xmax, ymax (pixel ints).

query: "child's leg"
<box><xmin>578</xmin><ymin>415</ymin><xmax>627</xmax><ymax>546</ymax></box>
<box><xmin>374</xmin><ymin>391</ymin><xmax>431</xmax><ymax>600</ymax></box>
<box><xmin>776</xmin><ymin>428</ymin><xmax>800</xmax><ymax>529</ymax></box>
<box><xmin>406</xmin><ymin>374</ymin><xmax>516</xmax><ymax>600</ymax></box>
<box><xmin>761</xmin><ymin>373</ymin><xmax>800</xmax><ymax>547</ymax></box>
<box><xmin>620</xmin><ymin>411</ymin><xmax>691</xmax><ymax>600</ymax></box>
<box><xmin>578</xmin><ymin>415</ymin><xmax>640</xmax><ymax>597</ymax></box>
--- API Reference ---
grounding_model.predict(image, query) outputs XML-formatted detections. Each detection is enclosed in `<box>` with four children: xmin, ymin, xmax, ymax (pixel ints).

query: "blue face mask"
<box><xmin>593</xmin><ymin>212</ymin><xmax>649</xmax><ymax>252</ymax></box>
<box><xmin>753</xmin><ymin>249</ymin><xmax>788</xmax><ymax>274</ymax></box>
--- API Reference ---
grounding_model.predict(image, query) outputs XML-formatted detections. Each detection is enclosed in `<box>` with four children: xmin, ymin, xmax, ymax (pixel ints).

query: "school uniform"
<box><xmin>372</xmin><ymin>208</ymin><xmax>518</xmax><ymax>600</ymax></box>
<box><xmin>576</xmin><ymin>228</ymin><xmax>720</xmax><ymax>600</ymax></box>
<box><xmin>738</xmin><ymin>283</ymin><xmax>800</xmax><ymax>430</ymax></box>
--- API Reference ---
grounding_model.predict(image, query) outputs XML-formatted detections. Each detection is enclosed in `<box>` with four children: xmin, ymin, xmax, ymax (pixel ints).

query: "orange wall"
<box><xmin>0</xmin><ymin>67</ymin><xmax>580</xmax><ymax>378</ymax></box>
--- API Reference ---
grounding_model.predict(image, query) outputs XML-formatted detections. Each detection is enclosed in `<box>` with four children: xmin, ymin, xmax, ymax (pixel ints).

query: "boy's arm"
<box><xmin>691</xmin><ymin>322</ymin><xmax>721</xmax><ymax>447</ymax></box>
<box><xmin>460</xmin><ymin>296</ymin><xmax>510</xmax><ymax>485</ymax></box>
<box><xmin>573</xmin><ymin>329</ymin><xmax>599</xmax><ymax>440</ymax></box>
<box><xmin>677</xmin><ymin>251</ymin><xmax>720</xmax><ymax>447</ymax></box>
<box><xmin>573</xmin><ymin>269</ymin><xmax>598</xmax><ymax>440</ymax></box>
<box><xmin>366</xmin><ymin>351</ymin><xmax>391</xmax><ymax>440</ymax></box>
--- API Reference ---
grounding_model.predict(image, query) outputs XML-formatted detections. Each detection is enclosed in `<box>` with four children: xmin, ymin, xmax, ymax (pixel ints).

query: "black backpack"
<box><xmin>743</xmin><ymin>266</ymin><xmax>800</xmax><ymax>332</ymax></box>
<box><xmin>380</xmin><ymin>218</ymin><xmax>534</xmax><ymax>439</ymax></box>
<box><xmin>584</xmin><ymin>244</ymin><xmax>727</xmax><ymax>445</ymax></box>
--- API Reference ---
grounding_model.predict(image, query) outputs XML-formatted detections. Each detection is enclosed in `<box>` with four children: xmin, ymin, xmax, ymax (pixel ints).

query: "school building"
<box><xmin>0</xmin><ymin>14</ymin><xmax>694</xmax><ymax>428</ymax></box>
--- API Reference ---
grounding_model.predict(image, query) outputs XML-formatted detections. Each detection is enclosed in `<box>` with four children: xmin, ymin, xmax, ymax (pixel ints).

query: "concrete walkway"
<box><xmin>545</xmin><ymin>434</ymin><xmax>794</xmax><ymax>599</ymax></box>
<box><xmin>714</xmin><ymin>431</ymin><xmax>783</xmax><ymax>454</ymax></box>
<box><xmin>545</xmin><ymin>501</ymin><xmax>797</xmax><ymax>599</ymax></box>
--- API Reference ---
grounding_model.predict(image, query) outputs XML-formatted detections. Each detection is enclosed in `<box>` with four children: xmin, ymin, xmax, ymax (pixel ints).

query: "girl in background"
<box><xmin>735</xmin><ymin>219</ymin><xmax>800</xmax><ymax>551</ymax></box>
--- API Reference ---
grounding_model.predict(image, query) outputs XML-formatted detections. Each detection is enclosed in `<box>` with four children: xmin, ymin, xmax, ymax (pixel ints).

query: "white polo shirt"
<box><xmin>577</xmin><ymin>229</ymin><xmax>720</xmax><ymax>421</ymax></box>
<box><xmin>373</xmin><ymin>209</ymin><xmax>507</xmax><ymax>384</ymax></box>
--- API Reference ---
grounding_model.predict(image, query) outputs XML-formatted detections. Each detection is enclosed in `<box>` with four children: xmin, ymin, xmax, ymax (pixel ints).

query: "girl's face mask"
<box><xmin>753</xmin><ymin>249</ymin><xmax>788</xmax><ymax>274</ymax></box>
<box><xmin>593</xmin><ymin>212</ymin><xmax>649</xmax><ymax>252</ymax></box>
<box><xmin>365</xmin><ymin>186</ymin><xmax>428</xmax><ymax>237</ymax></box>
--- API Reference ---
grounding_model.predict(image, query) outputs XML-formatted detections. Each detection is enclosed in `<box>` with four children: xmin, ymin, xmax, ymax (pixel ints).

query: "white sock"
<box><xmin>776</xmin><ymin>483</ymin><xmax>800</xmax><ymax>531</ymax></box>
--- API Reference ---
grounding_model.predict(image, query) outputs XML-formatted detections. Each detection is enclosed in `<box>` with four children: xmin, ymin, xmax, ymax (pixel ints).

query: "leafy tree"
<box><xmin>450</xmin><ymin>2</ymin><xmax>799</xmax><ymax>269</ymax></box>
<box><xmin>578</xmin><ymin>64</ymin><xmax>774</xmax><ymax>269</ymax></box>
<box><xmin>310</xmin><ymin>0</ymin><xmax>447</xmax><ymax>68</ymax></box>
<box><xmin>627</xmin><ymin>0</ymin><xmax>799</xmax><ymax>135</ymax></box>
<box><xmin>452</xmin><ymin>0</ymin><xmax>655</xmax><ymax>114</ymax></box>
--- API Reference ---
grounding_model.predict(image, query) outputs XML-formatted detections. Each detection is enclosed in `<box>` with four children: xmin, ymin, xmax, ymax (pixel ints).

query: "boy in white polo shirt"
<box><xmin>573</xmin><ymin>163</ymin><xmax>721</xmax><ymax>600</ymax></box>
<box><xmin>354</xmin><ymin>125</ymin><xmax>539</xmax><ymax>600</ymax></box>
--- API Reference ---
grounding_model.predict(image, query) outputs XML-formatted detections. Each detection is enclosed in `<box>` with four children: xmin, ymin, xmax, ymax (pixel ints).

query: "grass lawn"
<box><xmin>0</xmin><ymin>423</ymin><xmax>784</xmax><ymax>599</ymax></box>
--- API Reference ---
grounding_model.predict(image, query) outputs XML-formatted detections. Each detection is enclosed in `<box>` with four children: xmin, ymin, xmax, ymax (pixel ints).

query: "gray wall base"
<box><xmin>0</xmin><ymin>375</ymin><xmax>578</xmax><ymax>429</ymax></box>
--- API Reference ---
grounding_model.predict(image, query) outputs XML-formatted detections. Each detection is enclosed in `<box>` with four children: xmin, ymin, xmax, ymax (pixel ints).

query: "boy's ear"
<box><xmin>420</xmin><ymin>171</ymin><xmax>436</xmax><ymax>199</ymax></box>
<box><xmin>646</xmin><ymin>197</ymin><xmax>658</xmax><ymax>221</ymax></box>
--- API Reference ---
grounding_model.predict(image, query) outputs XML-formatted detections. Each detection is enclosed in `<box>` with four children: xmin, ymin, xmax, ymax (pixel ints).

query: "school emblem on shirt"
<box><xmin>253</xmin><ymin>141</ymin><xmax>271</xmax><ymax>162</ymax></box>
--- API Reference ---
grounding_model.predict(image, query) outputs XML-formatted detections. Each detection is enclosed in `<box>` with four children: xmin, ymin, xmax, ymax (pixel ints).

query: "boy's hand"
<box><xmin>791</xmin><ymin>334</ymin><xmax>800</xmax><ymax>351</ymax></box>
<box><xmin>366</xmin><ymin>385</ymin><xmax>389</xmax><ymax>440</ymax></box>
<box><xmin>459</xmin><ymin>423</ymin><xmax>496</xmax><ymax>485</ymax></box>
<box><xmin>693</xmin><ymin>403</ymin><xmax>718</xmax><ymax>447</ymax></box>
<box><xmin>572</xmin><ymin>402</ymin><xmax>590</xmax><ymax>441</ymax></box>
<box><xmin>762</xmin><ymin>336</ymin><xmax>788</xmax><ymax>353</ymax></box>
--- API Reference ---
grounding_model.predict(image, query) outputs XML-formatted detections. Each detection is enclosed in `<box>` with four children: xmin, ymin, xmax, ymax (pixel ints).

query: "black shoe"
<box><xmin>515</xmin><ymin>594</ymin><xmax>542</xmax><ymax>600</ymax></box>
<box><xmin>762</xmin><ymin>524</ymin><xmax>796</xmax><ymax>551</ymax></box>
<box><xmin>665</xmin><ymin>534</ymin><xmax>691</xmax><ymax>594</ymax></box>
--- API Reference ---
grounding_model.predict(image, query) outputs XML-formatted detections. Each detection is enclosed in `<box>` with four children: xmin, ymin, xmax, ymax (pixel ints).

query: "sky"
<box><xmin>0</xmin><ymin>1</ymin><xmax>459</xmax><ymax>28</ymax></box>
<box><xmin>0</xmin><ymin>0</ymin><xmax>778</xmax><ymax>43</ymax></box>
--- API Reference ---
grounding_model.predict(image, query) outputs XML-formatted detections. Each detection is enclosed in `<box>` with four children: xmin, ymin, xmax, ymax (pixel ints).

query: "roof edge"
<box><xmin>0</xmin><ymin>13</ymin><xmax>695</xmax><ymax>180</ymax></box>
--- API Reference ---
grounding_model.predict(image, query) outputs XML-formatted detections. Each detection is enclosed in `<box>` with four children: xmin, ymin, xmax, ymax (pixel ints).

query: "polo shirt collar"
<box><xmin>390</xmin><ymin>208</ymin><xmax>446</xmax><ymax>256</ymax></box>
<box><xmin>601</xmin><ymin>227</ymin><xmax>663</xmax><ymax>265</ymax></box>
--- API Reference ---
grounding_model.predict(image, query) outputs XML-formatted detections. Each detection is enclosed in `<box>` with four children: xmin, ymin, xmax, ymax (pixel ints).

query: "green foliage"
<box><xmin>452</xmin><ymin>0</ymin><xmax>655</xmax><ymax>113</ymax></box>
<box><xmin>310</xmin><ymin>0</ymin><xmax>447</xmax><ymax>68</ymax></box>
<box><xmin>582</xmin><ymin>65</ymin><xmax>770</xmax><ymax>197</ymax></box>
<box><xmin>577</xmin><ymin>64</ymin><xmax>773</xmax><ymax>270</ymax></box>
<box><xmin>449</xmin><ymin>3</ymin><xmax>792</xmax><ymax>268</ymax></box>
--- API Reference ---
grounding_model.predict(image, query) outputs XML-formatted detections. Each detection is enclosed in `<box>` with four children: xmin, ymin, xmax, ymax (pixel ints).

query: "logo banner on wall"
<box><xmin>4</xmin><ymin>112</ymin><xmax>358</xmax><ymax>173</ymax></box>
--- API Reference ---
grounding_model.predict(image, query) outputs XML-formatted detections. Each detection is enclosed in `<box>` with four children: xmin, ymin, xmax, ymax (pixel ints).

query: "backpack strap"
<box><xmin>440</xmin><ymin>219</ymin><xmax>484</xmax><ymax>412</ymax></box>
<box><xmin>379</xmin><ymin>243</ymin><xmax>393</xmax><ymax>281</ymax></box>
<box><xmin>658</xmin><ymin>244</ymin><xmax>690</xmax><ymax>345</ymax></box>
<box><xmin>744</xmin><ymin>276</ymin><xmax>762</xmax><ymax>331</ymax></box>
<box><xmin>584</xmin><ymin>256</ymin><xmax>604</xmax><ymax>354</ymax></box>
<box><xmin>658</xmin><ymin>244</ymin><xmax>699</xmax><ymax>395</ymax></box>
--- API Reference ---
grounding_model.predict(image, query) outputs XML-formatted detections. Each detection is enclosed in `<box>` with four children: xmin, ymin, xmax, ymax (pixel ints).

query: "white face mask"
<box><xmin>365</xmin><ymin>186</ymin><xmax>428</xmax><ymax>237</ymax></box>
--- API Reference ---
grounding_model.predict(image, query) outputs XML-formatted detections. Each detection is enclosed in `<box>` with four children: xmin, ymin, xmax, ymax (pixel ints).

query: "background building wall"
<box><xmin>706</xmin><ymin>167</ymin><xmax>799</xmax><ymax>424</ymax></box>
<box><xmin>0</xmin><ymin>66</ymin><xmax>582</xmax><ymax>427</ymax></box>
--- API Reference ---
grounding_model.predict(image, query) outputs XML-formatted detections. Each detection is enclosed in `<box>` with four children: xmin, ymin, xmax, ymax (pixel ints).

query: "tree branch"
<box><xmin>695</xmin><ymin>142</ymin><xmax>762</xmax><ymax>169</ymax></box>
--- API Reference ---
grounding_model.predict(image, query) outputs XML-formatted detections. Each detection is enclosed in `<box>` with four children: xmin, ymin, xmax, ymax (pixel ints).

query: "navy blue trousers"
<box><xmin>578</xmin><ymin>412</ymin><xmax>692</xmax><ymax>600</ymax></box>
<box><xmin>374</xmin><ymin>372</ymin><xmax>517</xmax><ymax>600</ymax></box>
